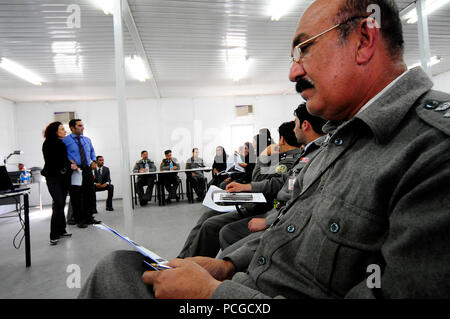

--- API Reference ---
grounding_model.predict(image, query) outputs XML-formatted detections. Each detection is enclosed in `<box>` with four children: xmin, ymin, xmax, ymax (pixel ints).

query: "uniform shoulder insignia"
<box><xmin>300</xmin><ymin>157</ymin><xmax>309</xmax><ymax>163</ymax></box>
<box><xmin>417</xmin><ymin>99</ymin><xmax>450</xmax><ymax>136</ymax></box>
<box><xmin>275</xmin><ymin>164</ymin><xmax>287</xmax><ymax>174</ymax></box>
<box><xmin>280</xmin><ymin>153</ymin><xmax>287</xmax><ymax>161</ymax></box>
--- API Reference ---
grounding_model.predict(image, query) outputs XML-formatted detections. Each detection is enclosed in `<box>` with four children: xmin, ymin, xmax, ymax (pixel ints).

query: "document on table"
<box><xmin>93</xmin><ymin>223</ymin><xmax>171</xmax><ymax>270</ymax></box>
<box><xmin>202</xmin><ymin>185</ymin><xmax>236</xmax><ymax>213</ymax></box>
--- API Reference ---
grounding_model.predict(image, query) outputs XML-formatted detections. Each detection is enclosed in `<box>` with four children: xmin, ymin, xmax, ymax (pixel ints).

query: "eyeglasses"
<box><xmin>292</xmin><ymin>16</ymin><xmax>369</xmax><ymax>63</ymax></box>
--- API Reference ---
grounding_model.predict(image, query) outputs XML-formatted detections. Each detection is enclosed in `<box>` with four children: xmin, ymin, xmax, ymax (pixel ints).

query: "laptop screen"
<box><xmin>0</xmin><ymin>166</ymin><xmax>14</xmax><ymax>191</ymax></box>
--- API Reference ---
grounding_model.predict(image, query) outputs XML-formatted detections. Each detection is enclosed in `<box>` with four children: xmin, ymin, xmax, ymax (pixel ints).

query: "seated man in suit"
<box><xmin>160</xmin><ymin>150</ymin><xmax>180</xmax><ymax>203</ymax></box>
<box><xmin>133</xmin><ymin>150</ymin><xmax>157</xmax><ymax>206</ymax></box>
<box><xmin>185</xmin><ymin>148</ymin><xmax>206</xmax><ymax>202</ymax></box>
<box><xmin>94</xmin><ymin>155</ymin><xmax>114</xmax><ymax>211</ymax></box>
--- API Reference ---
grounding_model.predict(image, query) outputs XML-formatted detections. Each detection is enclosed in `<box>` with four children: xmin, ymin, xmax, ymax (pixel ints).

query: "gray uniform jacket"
<box><xmin>251</xmin><ymin>148</ymin><xmax>301</xmax><ymax>182</ymax></box>
<box><xmin>213</xmin><ymin>67</ymin><xmax>450</xmax><ymax>299</ymax></box>
<box><xmin>133</xmin><ymin>159</ymin><xmax>156</xmax><ymax>180</ymax></box>
<box><xmin>160</xmin><ymin>158</ymin><xmax>180</xmax><ymax>171</ymax></box>
<box><xmin>251</xmin><ymin>139</ymin><xmax>322</xmax><ymax>203</ymax></box>
<box><xmin>185</xmin><ymin>157</ymin><xmax>206</xmax><ymax>178</ymax></box>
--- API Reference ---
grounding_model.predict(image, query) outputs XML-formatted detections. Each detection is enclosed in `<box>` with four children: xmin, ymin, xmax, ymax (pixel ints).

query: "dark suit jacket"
<box><xmin>94</xmin><ymin>166</ymin><xmax>111</xmax><ymax>185</ymax></box>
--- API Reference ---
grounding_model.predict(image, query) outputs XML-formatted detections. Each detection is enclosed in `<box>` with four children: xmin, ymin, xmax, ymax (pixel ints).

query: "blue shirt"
<box><xmin>62</xmin><ymin>134</ymin><xmax>96</xmax><ymax>166</ymax></box>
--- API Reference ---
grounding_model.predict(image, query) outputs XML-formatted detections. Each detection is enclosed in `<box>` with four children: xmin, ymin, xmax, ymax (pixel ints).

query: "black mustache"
<box><xmin>296</xmin><ymin>78</ymin><xmax>314</xmax><ymax>93</ymax></box>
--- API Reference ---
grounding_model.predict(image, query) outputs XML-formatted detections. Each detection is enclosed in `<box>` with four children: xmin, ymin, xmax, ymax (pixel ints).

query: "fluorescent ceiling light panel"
<box><xmin>401</xmin><ymin>0</ymin><xmax>450</xmax><ymax>24</ymax></box>
<box><xmin>52</xmin><ymin>41</ymin><xmax>79</xmax><ymax>54</ymax></box>
<box><xmin>93</xmin><ymin>0</ymin><xmax>114</xmax><ymax>15</ymax></box>
<box><xmin>226</xmin><ymin>48</ymin><xmax>252</xmax><ymax>82</ymax></box>
<box><xmin>0</xmin><ymin>57</ymin><xmax>43</xmax><ymax>85</ymax></box>
<box><xmin>53</xmin><ymin>54</ymin><xmax>83</xmax><ymax>74</ymax></box>
<box><xmin>408</xmin><ymin>56</ymin><xmax>441</xmax><ymax>69</ymax></box>
<box><xmin>125</xmin><ymin>55</ymin><xmax>149</xmax><ymax>82</ymax></box>
<box><xmin>268</xmin><ymin>0</ymin><xmax>296</xmax><ymax>21</ymax></box>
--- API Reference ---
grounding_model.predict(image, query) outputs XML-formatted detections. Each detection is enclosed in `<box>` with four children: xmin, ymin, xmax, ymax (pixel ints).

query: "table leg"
<box><xmin>24</xmin><ymin>193</ymin><xmax>31</xmax><ymax>267</ymax></box>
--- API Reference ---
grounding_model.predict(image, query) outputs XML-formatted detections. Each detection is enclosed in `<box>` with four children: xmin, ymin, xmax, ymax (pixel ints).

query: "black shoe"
<box><xmin>50</xmin><ymin>239</ymin><xmax>58</xmax><ymax>245</ymax></box>
<box><xmin>165</xmin><ymin>198</ymin><xmax>172</xmax><ymax>204</ymax></box>
<box><xmin>77</xmin><ymin>223</ymin><xmax>88</xmax><ymax>228</ymax></box>
<box><xmin>106</xmin><ymin>207</ymin><xmax>114</xmax><ymax>211</ymax></box>
<box><xmin>140</xmin><ymin>200</ymin><xmax>148</xmax><ymax>206</ymax></box>
<box><xmin>176</xmin><ymin>196</ymin><xmax>180</xmax><ymax>202</ymax></box>
<box><xmin>67</xmin><ymin>219</ymin><xmax>76</xmax><ymax>225</ymax></box>
<box><xmin>196</xmin><ymin>197</ymin><xmax>203</xmax><ymax>202</ymax></box>
<box><xmin>88</xmin><ymin>219</ymin><xmax>101</xmax><ymax>225</ymax></box>
<box><xmin>60</xmin><ymin>232</ymin><xmax>72</xmax><ymax>237</ymax></box>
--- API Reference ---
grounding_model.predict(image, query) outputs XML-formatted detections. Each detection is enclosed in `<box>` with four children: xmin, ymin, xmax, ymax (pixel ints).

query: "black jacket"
<box><xmin>41</xmin><ymin>138</ymin><xmax>72</xmax><ymax>178</ymax></box>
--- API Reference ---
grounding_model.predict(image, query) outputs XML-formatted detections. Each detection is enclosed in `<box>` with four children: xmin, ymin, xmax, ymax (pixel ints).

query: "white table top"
<box><xmin>0</xmin><ymin>188</ymin><xmax>31</xmax><ymax>198</ymax></box>
<box><xmin>130</xmin><ymin>167</ymin><xmax>212</xmax><ymax>176</ymax></box>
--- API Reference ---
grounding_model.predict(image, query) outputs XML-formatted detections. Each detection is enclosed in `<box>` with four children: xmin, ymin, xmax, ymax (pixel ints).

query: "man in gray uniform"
<box><xmin>177</xmin><ymin>120</ymin><xmax>304</xmax><ymax>258</ymax></box>
<box><xmin>79</xmin><ymin>0</ymin><xmax>450</xmax><ymax>299</ymax></box>
<box><xmin>185</xmin><ymin>148</ymin><xmax>207</xmax><ymax>201</ymax></box>
<box><xmin>219</xmin><ymin>104</ymin><xmax>326</xmax><ymax>252</ymax></box>
<box><xmin>133</xmin><ymin>150</ymin><xmax>157</xmax><ymax>206</ymax></box>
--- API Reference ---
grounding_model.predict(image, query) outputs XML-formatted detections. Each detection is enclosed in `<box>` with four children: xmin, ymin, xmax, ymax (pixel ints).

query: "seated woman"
<box><xmin>208</xmin><ymin>146</ymin><xmax>229</xmax><ymax>188</ymax></box>
<box><xmin>219</xmin><ymin>142</ymin><xmax>255</xmax><ymax>189</ymax></box>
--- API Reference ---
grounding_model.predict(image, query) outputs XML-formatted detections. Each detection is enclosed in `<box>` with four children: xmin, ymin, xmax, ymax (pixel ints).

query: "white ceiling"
<box><xmin>0</xmin><ymin>0</ymin><xmax>449</xmax><ymax>102</ymax></box>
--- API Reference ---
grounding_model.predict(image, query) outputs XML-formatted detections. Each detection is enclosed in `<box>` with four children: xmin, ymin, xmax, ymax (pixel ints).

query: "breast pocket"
<box><xmin>297</xmin><ymin>194</ymin><xmax>387</xmax><ymax>296</ymax></box>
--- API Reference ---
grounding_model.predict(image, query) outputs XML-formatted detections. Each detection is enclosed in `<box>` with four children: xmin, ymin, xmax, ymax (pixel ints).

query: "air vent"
<box><xmin>235</xmin><ymin>105</ymin><xmax>253</xmax><ymax>117</ymax></box>
<box><xmin>54</xmin><ymin>111</ymin><xmax>75</xmax><ymax>124</ymax></box>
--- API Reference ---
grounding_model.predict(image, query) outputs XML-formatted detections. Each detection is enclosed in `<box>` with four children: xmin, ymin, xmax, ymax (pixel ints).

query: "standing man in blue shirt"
<box><xmin>63</xmin><ymin>119</ymin><xmax>101</xmax><ymax>228</ymax></box>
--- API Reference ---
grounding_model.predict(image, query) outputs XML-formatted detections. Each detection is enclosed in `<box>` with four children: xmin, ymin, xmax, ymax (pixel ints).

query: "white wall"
<box><xmin>0</xmin><ymin>98</ymin><xmax>16</xmax><ymax>166</ymax></box>
<box><xmin>14</xmin><ymin>94</ymin><xmax>302</xmax><ymax>205</ymax></box>
<box><xmin>432</xmin><ymin>70</ymin><xmax>450</xmax><ymax>93</ymax></box>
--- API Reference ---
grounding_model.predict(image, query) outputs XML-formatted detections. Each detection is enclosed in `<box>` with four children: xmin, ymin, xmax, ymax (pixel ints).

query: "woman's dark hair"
<box><xmin>44</xmin><ymin>121</ymin><xmax>62</xmax><ymax>139</ymax></box>
<box><xmin>215</xmin><ymin>146</ymin><xmax>227</xmax><ymax>164</ymax></box>
<box><xmin>244</xmin><ymin>142</ymin><xmax>256</xmax><ymax>164</ymax></box>
<box><xmin>256</xmin><ymin>128</ymin><xmax>272</xmax><ymax>156</ymax></box>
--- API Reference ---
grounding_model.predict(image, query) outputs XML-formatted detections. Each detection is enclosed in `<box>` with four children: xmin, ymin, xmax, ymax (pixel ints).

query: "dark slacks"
<box><xmin>160</xmin><ymin>173</ymin><xmax>179</xmax><ymax>199</ymax></box>
<box><xmin>69</xmin><ymin>167</ymin><xmax>96</xmax><ymax>225</ymax></box>
<box><xmin>45</xmin><ymin>175</ymin><xmax>69</xmax><ymax>240</ymax></box>
<box><xmin>137</xmin><ymin>176</ymin><xmax>155</xmax><ymax>204</ymax></box>
<box><xmin>188</xmin><ymin>174</ymin><xmax>206</xmax><ymax>199</ymax></box>
<box><xmin>95</xmin><ymin>184</ymin><xmax>114</xmax><ymax>209</ymax></box>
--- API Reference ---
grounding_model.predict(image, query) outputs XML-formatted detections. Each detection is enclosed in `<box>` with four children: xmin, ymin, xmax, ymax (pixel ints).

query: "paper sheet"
<box><xmin>202</xmin><ymin>185</ymin><xmax>236</xmax><ymax>213</ymax></box>
<box><xmin>71</xmin><ymin>169</ymin><xmax>82</xmax><ymax>186</ymax></box>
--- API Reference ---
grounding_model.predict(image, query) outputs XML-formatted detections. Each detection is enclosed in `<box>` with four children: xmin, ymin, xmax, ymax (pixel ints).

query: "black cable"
<box><xmin>12</xmin><ymin>196</ymin><xmax>25</xmax><ymax>250</ymax></box>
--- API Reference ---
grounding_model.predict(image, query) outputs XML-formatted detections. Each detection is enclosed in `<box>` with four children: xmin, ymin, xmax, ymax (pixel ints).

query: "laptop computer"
<box><xmin>0</xmin><ymin>166</ymin><xmax>30</xmax><ymax>195</ymax></box>
<box><xmin>214</xmin><ymin>192</ymin><xmax>266</xmax><ymax>205</ymax></box>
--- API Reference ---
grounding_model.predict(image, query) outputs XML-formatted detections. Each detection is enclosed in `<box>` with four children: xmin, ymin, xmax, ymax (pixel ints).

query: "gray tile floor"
<box><xmin>0</xmin><ymin>198</ymin><xmax>207</xmax><ymax>299</ymax></box>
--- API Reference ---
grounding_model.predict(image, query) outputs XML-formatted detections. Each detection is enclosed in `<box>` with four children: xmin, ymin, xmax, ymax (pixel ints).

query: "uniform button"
<box><xmin>334</xmin><ymin>138</ymin><xmax>344</xmax><ymax>146</ymax></box>
<box><xmin>287</xmin><ymin>225</ymin><xmax>295</xmax><ymax>233</ymax></box>
<box><xmin>330</xmin><ymin>222</ymin><xmax>340</xmax><ymax>233</ymax></box>
<box><xmin>257</xmin><ymin>256</ymin><xmax>266</xmax><ymax>265</ymax></box>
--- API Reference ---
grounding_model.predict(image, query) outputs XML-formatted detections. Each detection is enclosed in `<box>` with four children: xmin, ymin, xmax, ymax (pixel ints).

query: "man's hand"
<box><xmin>184</xmin><ymin>256</ymin><xmax>236</xmax><ymax>281</ymax></box>
<box><xmin>248</xmin><ymin>218</ymin><xmax>267</xmax><ymax>232</ymax></box>
<box><xmin>70</xmin><ymin>163</ymin><xmax>78</xmax><ymax>170</ymax></box>
<box><xmin>226</xmin><ymin>182</ymin><xmax>252</xmax><ymax>193</ymax></box>
<box><xmin>139</xmin><ymin>168</ymin><xmax>146</xmax><ymax>173</ymax></box>
<box><xmin>260</xmin><ymin>144</ymin><xmax>280</xmax><ymax>157</ymax></box>
<box><xmin>142</xmin><ymin>259</ymin><xmax>222</xmax><ymax>299</ymax></box>
<box><xmin>213</xmin><ymin>168</ymin><xmax>219</xmax><ymax>175</ymax></box>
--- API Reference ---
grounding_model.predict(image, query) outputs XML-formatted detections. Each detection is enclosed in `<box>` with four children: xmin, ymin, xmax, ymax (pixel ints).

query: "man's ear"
<box><xmin>279</xmin><ymin>136</ymin><xmax>286</xmax><ymax>145</ymax></box>
<box><xmin>302</xmin><ymin>120</ymin><xmax>310</xmax><ymax>132</ymax></box>
<box><xmin>355</xmin><ymin>18</ymin><xmax>379</xmax><ymax>65</ymax></box>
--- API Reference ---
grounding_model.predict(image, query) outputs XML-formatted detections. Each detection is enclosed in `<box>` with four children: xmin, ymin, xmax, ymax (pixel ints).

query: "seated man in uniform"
<box><xmin>133</xmin><ymin>150</ymin><xmax>157</xmax><ymax>206</ymax></box>
<box><xmin>176</xmin><ymin>118</ymin><xmax>307</xmax><ymax>259</ymax></box>
<box><xmin>79</xmin><ymin>0</ymin><xmax>450</xmax><ymax>299</ymax></box>
<box><xmin>185</xmin><ymin>148</ymin><xmax>207</xmax><ymax>202</ymax></box>
<box><xmin>159</xmin><ymin>150</ymin><xmax>180</xmax><ymax>203</ymax></box>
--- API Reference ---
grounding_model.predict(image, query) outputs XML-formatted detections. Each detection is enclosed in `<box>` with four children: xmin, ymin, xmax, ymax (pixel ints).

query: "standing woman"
<box><xmin>41</xmin><ymin>122</ymin><xmax>76</xmax><ymax>245</ymax></box>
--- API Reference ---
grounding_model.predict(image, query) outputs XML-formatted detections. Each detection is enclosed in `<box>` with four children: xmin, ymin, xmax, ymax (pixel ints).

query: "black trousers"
<box><xmin>95</xmin><ymin>184</ymin><xmax>114</xmax><ymax>209</ymax></box>
<box><xmin>136</xmin><ymin>176</ymin><xmax>155</xmax><ymax>203</ymax></box>
<box><xmin>69</xmin><ymin>167</ymin><xmax>96</xmax><ymax>225</ymax></box>
<box><xmin>45</xmin><ymin>175</ymin><xmax>69</xmax><ymax>240</ymax></box>
<box><xmin>188</xmin><ymin>175</ymin><xmax>206</xmax><ymax>198</ymax></box>
<box><xmin>160</xmin><ymin>173</ymin><xmax>179</xmax><ymax>199</ymax></box>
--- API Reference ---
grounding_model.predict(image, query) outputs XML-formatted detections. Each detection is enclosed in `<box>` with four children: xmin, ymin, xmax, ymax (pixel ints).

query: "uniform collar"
<box><xmin>323</xmin><ymin>67</ymin><xmax>433</xmax><ymax>144</ymax></box>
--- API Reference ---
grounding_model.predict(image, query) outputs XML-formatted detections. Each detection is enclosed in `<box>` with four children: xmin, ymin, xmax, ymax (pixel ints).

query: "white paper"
<box><xmin>213</xmin><ymin>192</ymin><xmax>266</xmax><ymax>204</ymax></box>
<box><xmin>93</xmin><ymin>223</ymin><xmax>171</xmax><ymax>269</ymax></box>
<box><xmin>202</xmin><ymin>185</ymin><xmax>236</xmax><ymax>213</ymax></box>
<box><xmin>71</xmin><ymin>169</ymin><xmax>82</xmax><ymax>186</ymax></box>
